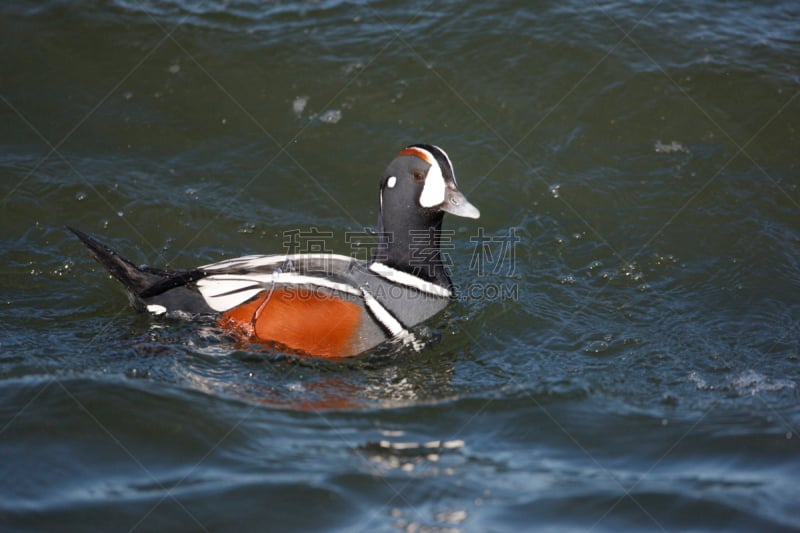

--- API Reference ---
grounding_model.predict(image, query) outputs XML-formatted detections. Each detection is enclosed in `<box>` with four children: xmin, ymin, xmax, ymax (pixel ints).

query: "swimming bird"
<box><xmin>70</xmin><ymin>144</ymin><xmax>480</xmax><ymax>358</ymax></box>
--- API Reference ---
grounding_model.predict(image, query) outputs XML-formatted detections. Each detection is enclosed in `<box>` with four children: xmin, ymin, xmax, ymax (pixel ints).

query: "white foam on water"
<box><xmin>654</xmin><ymin>140</ymin><xmax>688</xmax><ymax>153</ymax></box>
<box><xmin>292</xmin><ymin>95</ymin><xmax>308</xmax><ymax>116</ymax></box>
<box><xmin>732</xmin><ymin>370</ymin><xmax>795</xmax><ymax>396</ymax></box>
<box><xmin>319</xmin><ymin>109</ymin><xmax>342</xmax><ymax>124</ymax></box>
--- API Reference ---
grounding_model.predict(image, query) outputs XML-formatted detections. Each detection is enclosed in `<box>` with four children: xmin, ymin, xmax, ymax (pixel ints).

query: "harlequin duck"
<box><xmin>70</xmin><ymin>144</ymin><xmax>480</xmax><ymax>358</ymax></box>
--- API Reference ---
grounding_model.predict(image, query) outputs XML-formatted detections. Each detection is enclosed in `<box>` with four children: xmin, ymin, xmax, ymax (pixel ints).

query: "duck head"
<box><xmin>374</xmin><ymin>144</ymin><xmax>480</xmax><ymax>288</ymax></box>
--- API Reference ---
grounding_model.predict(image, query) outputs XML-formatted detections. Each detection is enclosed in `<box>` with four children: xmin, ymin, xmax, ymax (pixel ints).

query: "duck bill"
<box><xmin>441</xmin><ymin>188</ymin><xmax>480</xmax><ymax>219</ymax></box>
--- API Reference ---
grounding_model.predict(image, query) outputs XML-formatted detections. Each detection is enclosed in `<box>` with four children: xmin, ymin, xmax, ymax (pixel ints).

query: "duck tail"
<box><xmin>67</xmin><ymin>226</ymin><xmax>165</xmax><ymax>306</ymax></box>
<box><xmin>68</xmin><ymin>227</ymin><xmax>212</xmax><ymax>315</ymax></box>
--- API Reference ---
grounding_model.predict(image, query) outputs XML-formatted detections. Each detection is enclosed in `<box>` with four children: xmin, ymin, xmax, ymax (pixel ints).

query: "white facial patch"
<box><xmin>418</xmin><ymin>162</ymin><xmax>446</xmax><ymax>208</ymax></box>
<box><xmin>386</xmin><ymin>176</ymin><xmax>397</xmax><ymax>188</ymax></box>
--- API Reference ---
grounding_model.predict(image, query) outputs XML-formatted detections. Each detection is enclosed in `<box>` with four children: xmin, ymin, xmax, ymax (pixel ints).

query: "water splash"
<box><xmin>319</xmin><ymin>109</ymin><xmax>342</xmax><ymax>124</ymax></box>
<box><xmin>654</xmin><ymin>140</ymin><xmax>688</xmax><ymax>154</ymax></box>
<box><xmin>292</xmin><ymin>95</ymin><xmax>308</xmax><ymax>116</ymax></box>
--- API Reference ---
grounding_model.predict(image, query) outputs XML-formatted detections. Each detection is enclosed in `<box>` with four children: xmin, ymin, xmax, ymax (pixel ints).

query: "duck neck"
<box><xmin>373</xmin><ymin>209</ymin><xmax>452</xmax><ymax>289</ymax></box>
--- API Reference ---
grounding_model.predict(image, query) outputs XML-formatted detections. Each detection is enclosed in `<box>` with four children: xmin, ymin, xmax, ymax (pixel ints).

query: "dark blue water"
<box><xmin>2</xmin><ymin>1</ymin><xmax>799</xmax><ymax>531</ymax></box>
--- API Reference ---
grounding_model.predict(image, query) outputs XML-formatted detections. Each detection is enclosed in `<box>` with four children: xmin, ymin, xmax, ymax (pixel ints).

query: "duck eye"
<box><xmin>412</xmin><ymin>170</ymin><xmax>425</xmax><ymax>182</ymax></box>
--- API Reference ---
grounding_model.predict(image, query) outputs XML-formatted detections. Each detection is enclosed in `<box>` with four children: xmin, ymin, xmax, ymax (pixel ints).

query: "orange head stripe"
<box><xmin>398</xmin><ymin>147</ymin><xmax>434</xmax><ymax>165</ymax></box>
